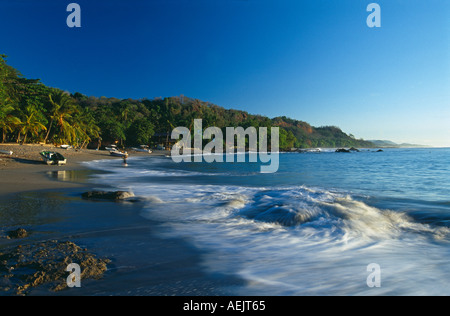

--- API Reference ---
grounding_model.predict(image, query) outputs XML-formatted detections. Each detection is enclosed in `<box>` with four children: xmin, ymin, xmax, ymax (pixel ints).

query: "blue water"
<box><xmin>85</xmin><ymin>148</ymin><xmax>450</xmax><ymax>295</ymax></box>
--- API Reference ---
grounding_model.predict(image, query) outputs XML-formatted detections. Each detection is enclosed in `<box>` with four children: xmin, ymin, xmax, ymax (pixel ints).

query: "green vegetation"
<box><xmin>0</xmin><ymin>54</ymin><xmax>375</xmax><ymax>150</ymax></box>
<box><xmin>0</xmin><ymin>55</ymin><xmax>99</xmax><ymax>147</ymax></box>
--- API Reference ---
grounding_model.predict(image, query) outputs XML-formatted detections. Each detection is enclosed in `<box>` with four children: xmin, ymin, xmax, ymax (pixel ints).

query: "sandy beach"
<box><xmin>1</xmin><ymin>145</ymin><xmax>99</xmax><ymax>196</ymax></box>
<box><xmin>0</xmin><ymin>144</ymin><xmax>242</xmax><ymax>296</ymax></box>
<box><xmin>0</xmin><ymin>144</ymin><xmax>168</xmax><ymax>196</ymax></box>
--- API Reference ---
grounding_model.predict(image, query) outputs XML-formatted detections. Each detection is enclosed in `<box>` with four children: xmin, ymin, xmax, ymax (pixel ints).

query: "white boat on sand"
<box><xmin>40</xmin><ymin>151</ymin><xmax>67</xmax><ymax>166</ymax></box>
<box><xmin>105</xmin><ymin>145</ymin><xmax>118</xmax><ymax>151</ymax></box>
<box><xmin>131</xmin><ymin>145</ymin><xmax>152</xmax><ymax>153</ymax></box>
<box><xmin>110</xmin><ymin>149</ymin><xmax>128</xmax><ymax>158</ymax></box>
<box><xmin>0</xmin><ymin>150</ymin><xmax>13</xmax><ymax>156</ymax></box>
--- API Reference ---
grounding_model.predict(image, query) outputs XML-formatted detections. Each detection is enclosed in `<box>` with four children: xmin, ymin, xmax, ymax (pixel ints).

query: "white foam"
<box><xmin>85</xmin><ymin>157</ymin><xmax>450</xmax><ymax>295</ymax></box>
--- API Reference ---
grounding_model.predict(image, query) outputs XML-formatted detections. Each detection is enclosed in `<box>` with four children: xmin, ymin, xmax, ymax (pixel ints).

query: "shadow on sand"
<box><xmin>11</xmin><ymin>157</ymin><xmax>43</xmax><ymax>165</ymax></box>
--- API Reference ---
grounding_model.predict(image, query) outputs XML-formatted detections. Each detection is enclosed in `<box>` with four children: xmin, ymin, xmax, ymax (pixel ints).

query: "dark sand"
<box><xmin>0</xmin><ymin>144</ymin><xmax>244</xmax><ymax>296</ymax></box>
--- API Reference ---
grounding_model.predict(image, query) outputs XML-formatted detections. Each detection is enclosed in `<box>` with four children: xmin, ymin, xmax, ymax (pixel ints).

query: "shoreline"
<box><xmin>0</xmin><ymin>144</ymin><xmax>169</xmax><ymax>196</ymax></box>
<box><xmin>0</xmin><ymin>144</ymin><xmax>243</xmax><ymax>296</ymax></box>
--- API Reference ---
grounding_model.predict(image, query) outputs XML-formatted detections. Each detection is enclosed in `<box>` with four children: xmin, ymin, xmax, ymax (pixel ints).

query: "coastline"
<box><xmin>0</xmin><ymin>144</ymin><xmax>169</xmax><ymax>196</ymax></box>
<box><xmin>0</xmin><ymin>144</ymin><xmax>243</xmax><ymax>296</ymax></box>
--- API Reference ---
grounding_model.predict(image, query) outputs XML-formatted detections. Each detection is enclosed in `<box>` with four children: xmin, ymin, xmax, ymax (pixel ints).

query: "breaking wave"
<box><xmin>85</xmin><ymin>152</ymin><xmax>450</xmax><ymax>295</ymax></box>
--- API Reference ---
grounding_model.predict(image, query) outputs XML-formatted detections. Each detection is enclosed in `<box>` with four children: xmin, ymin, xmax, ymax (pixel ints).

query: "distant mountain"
<box><xmin>368</xmin><ymin>140</ymin><xmax>428</xmax><ymax>148</ymax></box>
<box><xmin>272</xmin><ymin>116</ymin><xmax>376</xmax><ymax>149</ymax></box>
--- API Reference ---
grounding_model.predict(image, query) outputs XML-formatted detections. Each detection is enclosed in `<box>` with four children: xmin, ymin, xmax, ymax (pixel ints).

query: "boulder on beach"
<box><xmin>81</xmin><ymin>191</ymin><xmax>135</xmax><ymax>201</ymax></box>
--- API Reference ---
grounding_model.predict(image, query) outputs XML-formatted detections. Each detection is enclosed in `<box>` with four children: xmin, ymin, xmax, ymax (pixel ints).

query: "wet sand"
<box><xmin>0</xmin><ymin>144</ymin><xmax>166</xmax><ymax>196</ymax></box>
<box><xmin>0</xmin><ymin>144</ymin><xmax>244</xmax><ymax>296</ymax></box>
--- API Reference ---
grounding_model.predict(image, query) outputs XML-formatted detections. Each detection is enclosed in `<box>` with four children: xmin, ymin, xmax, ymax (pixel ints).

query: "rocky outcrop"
<box><xmin>81</xmin><ymin>191</ymin><xmax>135</xmax><ymax>201</ymax></box>
<box><xmin>335</xmin><ymin>148</ymin><xmax>351</xmax><ymax>153</ymax></box>
<box><xmin>6</xmin><ymin>228</ymin><xmax>28</xmax><ymax>239</ymax></box>
<box><xmin>0</xmin><ymin>240</ymin><xmax>110</xmax><ymax>295</ymax></box>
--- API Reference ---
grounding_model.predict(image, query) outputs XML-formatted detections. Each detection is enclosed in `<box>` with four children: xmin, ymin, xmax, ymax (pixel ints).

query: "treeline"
<box><xmin>0</xmin><ymin>55</ymin><xmax>99</xmax><ymax>147</ymax></box>
<box><xmin>0</xmin><ymin>54</ymin><xmax>374</xmax><ymax>150</ymax></box>
<box><xmin>272</xmin><ymin>116</ymin><xmax>375</xmax><ymax>148</ymax></box>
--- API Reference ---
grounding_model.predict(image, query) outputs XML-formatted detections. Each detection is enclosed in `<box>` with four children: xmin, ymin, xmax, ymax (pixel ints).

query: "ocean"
<box><xmin>84</xmin><ymin>147</ymin><xmax>450</xmax><ymax>295</ymax></box>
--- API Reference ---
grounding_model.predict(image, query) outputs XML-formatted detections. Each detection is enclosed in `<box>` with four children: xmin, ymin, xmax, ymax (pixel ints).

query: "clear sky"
<box><xmin>1</xmin><ymin>0</ymin><xmax>449</xmax><ymax>146</ymax></box>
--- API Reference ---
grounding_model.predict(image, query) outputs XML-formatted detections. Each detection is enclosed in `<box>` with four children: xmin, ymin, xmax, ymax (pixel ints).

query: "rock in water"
<box><xmin>0</xmin><ymin>240</ymin><xmax>110</xmax><ymax>295</ymax></box>
<box><xmin>7</xmin><ymin>228</ymin><xmax>28</xmax><ymax>239</ymax></box>
<box><xmin>81</xmin><ymin>191</ymin><xmax>135</xmax><ymax>201</ymax></box>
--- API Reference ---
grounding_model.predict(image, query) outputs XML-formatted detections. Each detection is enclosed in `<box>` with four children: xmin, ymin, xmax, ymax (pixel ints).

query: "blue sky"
<box><xmin>1</xmin><ymin>0</ymin><xmax>449</xmax><ymax>146</ymax></box>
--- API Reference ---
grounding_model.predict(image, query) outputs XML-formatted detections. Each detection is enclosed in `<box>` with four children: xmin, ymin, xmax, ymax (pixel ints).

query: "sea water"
<box><xmin>84</xmin><ymin>148</ymin><xmax>450</xmax><ymax>295</ymax></box>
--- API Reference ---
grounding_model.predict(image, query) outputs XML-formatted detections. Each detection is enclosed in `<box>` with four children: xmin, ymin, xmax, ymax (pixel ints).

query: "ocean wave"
<box><xmin>233</xmin><ymin>187</ymin><xmax>450</xmax><ymax>242</ymax></box>
<box><xmin>83</xmin><ymin>157</ymin><xmax>450</xmax><ymax>242</ymax></box>
<box><xmin>83</xmin><ymin>157</ymin><xmax>217</xmax><ymax>178</ymax></box>
<box><xmin>84</xmin><ymin>155</ymin><xmax>450</xmax><ymax>295</ymax></box>
<box><xmin>86</xmin><ymin>156</ymin><xmax>450</xmax><ymax>242</ymax></box>
<box><xmin>134</xmin><ymin>183</ymin><xmax>450</xmax><ymax>295</ymax></box>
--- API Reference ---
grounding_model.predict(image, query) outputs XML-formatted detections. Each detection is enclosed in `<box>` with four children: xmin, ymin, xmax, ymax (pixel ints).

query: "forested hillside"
<box><xmin>0</xmin><ymin>54</ymin><xmax>375</xmax><ymax>150</ymax></box>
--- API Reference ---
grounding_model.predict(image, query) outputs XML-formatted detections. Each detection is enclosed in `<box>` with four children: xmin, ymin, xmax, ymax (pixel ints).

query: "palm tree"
<box><xmin>0</xmin><ymin>102</ymin><xmax>21</xmax><ymax>143</ymax></box>
<box><xmin>72</xmin><ymin>107</ymin><xmax>100</xmax><ymax>148</ymax></box>
<box><xmin>45</xmin><ymin>90</ymin><xmax>75</xmax><ymax>144</ymax></box>
<box><xmin>20</xmin><ymin>105</ymin><xmax>47</xmax><ymax>144</ymax></box>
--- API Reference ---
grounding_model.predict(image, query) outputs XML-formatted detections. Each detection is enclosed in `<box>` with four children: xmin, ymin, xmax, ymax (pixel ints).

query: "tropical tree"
<box><xmin>0</xmin><ymin>55</ymin><xmax>22</xmax><ymax>142</ymax></box>
<box><xmin>0</xmin><ymin>102</ymin><xmax>21</xmax><ymax>142</ymax></box>
<box><xmin>45</xmin><ymin>90</ymin><xmax>75</xmax><ymax>144</ymax></box>
<box><xmin>19</xmin><ymin>105</ymin><xmax>47</xmax><ymax>144</ymax></box>
<box><xmin>127</xmin><ymin>118</ymin><xmax>155</xmax><ymax>145</ymax></box>
<box><xmin>72</xmin><ymin>107</ymin><xmax>101</xmax><ymax>148</ymax></box>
